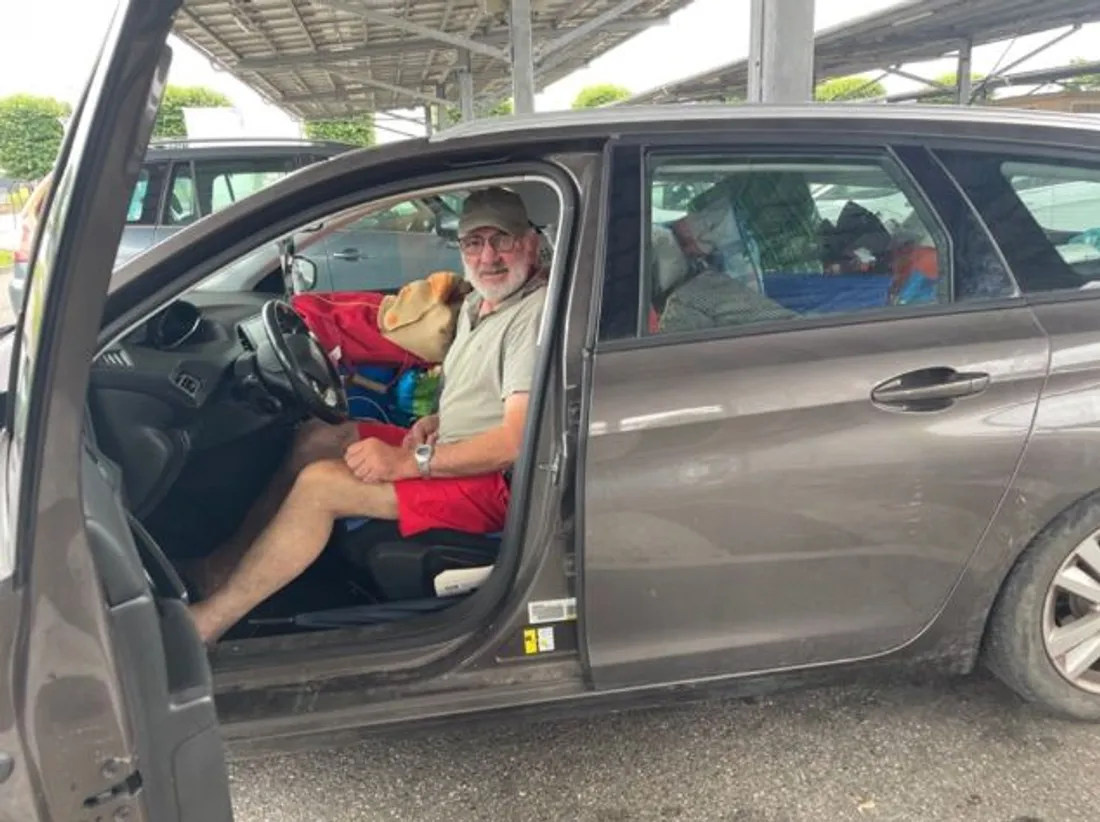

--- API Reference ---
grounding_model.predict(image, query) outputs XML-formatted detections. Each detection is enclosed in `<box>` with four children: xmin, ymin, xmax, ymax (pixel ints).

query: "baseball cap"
<box><xmin>458</xmin><ymin>186</ymin><xmax>531</xmax><ymax>238</ymax></box>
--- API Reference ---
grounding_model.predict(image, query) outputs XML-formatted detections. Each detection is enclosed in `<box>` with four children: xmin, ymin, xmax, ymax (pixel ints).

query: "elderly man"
<box><xmin>188</xmin><ymin>186</ymin><xmax>548</xmax><ymax>644</ymax></box>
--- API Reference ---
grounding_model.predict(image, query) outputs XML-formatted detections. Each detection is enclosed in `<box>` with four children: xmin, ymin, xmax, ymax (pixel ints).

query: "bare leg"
<box><xmin>188</xmin><ymin>458</ymin><xmax>400</xmax><ymax>644</ymax></box>
<box><xmin>189</xmin><ymin>419</ymin><xmax>360</xmax><ymax>596</ymax></box>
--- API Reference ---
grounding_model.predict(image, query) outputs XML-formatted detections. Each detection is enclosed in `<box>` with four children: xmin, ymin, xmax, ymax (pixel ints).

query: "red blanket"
<box><xmin>290</xmin><ymin>291</ymin><xmax>431</xmax><ymax>370</ymax></box>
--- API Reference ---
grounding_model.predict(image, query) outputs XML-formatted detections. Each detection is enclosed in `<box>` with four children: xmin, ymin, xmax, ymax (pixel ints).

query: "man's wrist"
<box><xmin>413</xmin><ymin>442</ymin><xmax>435</xmax><ymax>477</ymax></box>
<box><xmin>397</xmin><ymin>449</ymin><xmax>421</xmax><ymax>481</ymax></box>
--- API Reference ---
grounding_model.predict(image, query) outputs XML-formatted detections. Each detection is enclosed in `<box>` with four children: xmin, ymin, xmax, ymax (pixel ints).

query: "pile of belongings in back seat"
<box><xmin>291</xmin><ymin>271</ymin><xmax>471</xmax><ymax>426</ymax></box>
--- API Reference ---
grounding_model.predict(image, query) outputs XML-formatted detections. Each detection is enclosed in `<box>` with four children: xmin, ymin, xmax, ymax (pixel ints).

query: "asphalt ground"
<box><xmin>228</xmin><ymin>670</ymin><xmax>1099</xmax><ymax>822</ymax></box>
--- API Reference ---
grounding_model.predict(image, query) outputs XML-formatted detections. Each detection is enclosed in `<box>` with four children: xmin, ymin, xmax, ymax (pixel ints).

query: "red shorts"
<box><xmin>355</xmin><ymin>422</ymin><xmax>510</xmax><ymax>537</ymax></box>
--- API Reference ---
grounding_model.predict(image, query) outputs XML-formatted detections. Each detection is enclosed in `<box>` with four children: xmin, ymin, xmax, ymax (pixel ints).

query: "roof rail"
<box><xmin>146</xmin><ymin>136</ymin><xmax>354</xmax><ymax>149</ymax></box>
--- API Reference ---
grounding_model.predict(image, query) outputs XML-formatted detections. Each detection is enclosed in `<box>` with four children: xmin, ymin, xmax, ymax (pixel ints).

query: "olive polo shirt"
<box><xmin>434</xmin><ymin>274</ymin><xmax>548</xmax><ymax>445</ymax></box>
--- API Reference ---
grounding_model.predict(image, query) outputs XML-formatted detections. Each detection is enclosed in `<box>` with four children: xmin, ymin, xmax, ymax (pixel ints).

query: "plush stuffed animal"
<box><xmin>377</xmin><ymin>270</ymin><xmax>471</xmax><ymax>364</ymax></box>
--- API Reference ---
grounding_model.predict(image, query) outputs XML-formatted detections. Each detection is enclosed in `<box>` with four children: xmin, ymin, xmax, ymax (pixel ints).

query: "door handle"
<box><xmin>871</xmin><ymin>367</ymin><xmax>990</xmax><ymax>409</ymax></box>
<box><xmin>333</xmin><ymin>248</ymin><xmax>363</xmax><ymax>261</ymax></box>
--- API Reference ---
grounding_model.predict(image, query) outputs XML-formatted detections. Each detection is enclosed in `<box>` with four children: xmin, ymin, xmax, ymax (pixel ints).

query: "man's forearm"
<box><xmin>424</xmin><ymin>426</ymin><xmax>519</xmax><ymax>477</ymax></box>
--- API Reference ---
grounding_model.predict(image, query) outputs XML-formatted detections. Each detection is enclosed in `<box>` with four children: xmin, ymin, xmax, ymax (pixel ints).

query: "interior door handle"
<box><xmin>871</xmin><ymin>367</ymin><xmax>990</xmax><ymax>409</ymax></box>
<box><xmin>333</xmin><ymin>248</ymin><xmax>363</xmax><ymax>261</ymax></box>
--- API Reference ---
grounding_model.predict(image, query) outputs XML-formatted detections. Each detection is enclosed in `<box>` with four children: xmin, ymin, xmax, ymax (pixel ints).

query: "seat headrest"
<box><xmin>651</xmin><ymin>223</ymin><xmax>690</xmax><ymax>295</ymax></box>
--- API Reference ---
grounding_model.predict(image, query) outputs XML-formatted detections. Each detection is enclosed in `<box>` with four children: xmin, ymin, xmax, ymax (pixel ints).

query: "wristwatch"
<box><xmin>414</xmin><ymin>443</ymin><xmax>434</xmax><ymax>477</ymax></box>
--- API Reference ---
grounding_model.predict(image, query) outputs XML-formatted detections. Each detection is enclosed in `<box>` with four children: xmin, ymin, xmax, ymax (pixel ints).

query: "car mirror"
<box><xmin>290</xmin><ymin>255</ymin><xmax>318</xmax><ymax>291</ymax></box>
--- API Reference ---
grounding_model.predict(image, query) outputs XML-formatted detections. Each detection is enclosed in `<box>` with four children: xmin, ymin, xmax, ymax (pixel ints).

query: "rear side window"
<box><xmin>935</xmin><ymin>150</ymin><xmax>1100</xmax><ymax>294</ymax></box>
<box><xmin>641</xmin><ymin>155</ymin><xmax>953</xmax><ymax>339</ymax></box>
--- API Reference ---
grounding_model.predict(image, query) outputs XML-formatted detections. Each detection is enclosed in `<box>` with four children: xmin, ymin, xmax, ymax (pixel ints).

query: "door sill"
<box><xmin>209</xmin><ymin>580</ymin><xmax>505</xmax><ymax>691</ymax></box>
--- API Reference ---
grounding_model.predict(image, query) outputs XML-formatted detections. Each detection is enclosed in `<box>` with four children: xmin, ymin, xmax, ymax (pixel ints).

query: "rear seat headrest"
<box><xmin>651</xmin><ymin>223</ymin><xmax>690</xmax><ymax>295</ymax></box>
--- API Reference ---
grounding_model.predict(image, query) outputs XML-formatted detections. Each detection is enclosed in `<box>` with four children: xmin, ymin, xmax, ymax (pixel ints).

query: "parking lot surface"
<box><xmin>229</xmin><ymin>671</ymin><xmax>1099</xmax><ymax>822</ymax></box>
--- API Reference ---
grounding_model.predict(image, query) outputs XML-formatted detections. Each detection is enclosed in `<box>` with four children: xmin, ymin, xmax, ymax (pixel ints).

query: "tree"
<box><xmin>440</xmin><ymin>97</ymin><xmax>514</xmax><ymax>128</ymax></box>
<box><xmin>815</xmin><ymin>75</ymin><xmax>886</xmax><ymax>102</ymax></box>
<box><xmin>153</xmin><ymin>85</ymin><xmax>232</xmax><ymax>139</ymax></box>
<box><xmin>571</xmin><ymin>83</ymin><xmax>632</xmax><ymax>109</ymax></box>
<box><xmin>924</xmin><ymin>71</ymin><xmax>989</xmax><ymax>104</ymax></box>
<box><xmin>0</xmin><ymin>94</ymin><xmax>71</xmax><ymax>179</ymax></box>
<box><xmin>303</xmin><ymin>113</ymin><xmax>376</xmax><ymax>147</ymax></box>
<box><xmin>1062</xmin><ymin>57</ymin><xmax>1100</xmax><ymax>92</ymax></box>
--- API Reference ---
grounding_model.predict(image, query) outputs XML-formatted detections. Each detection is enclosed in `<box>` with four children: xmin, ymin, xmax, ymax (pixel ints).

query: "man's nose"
<box><xmin>476</xmin><ymin>242</ymin><xmax>500</xmax><ymax>264</ymax></box>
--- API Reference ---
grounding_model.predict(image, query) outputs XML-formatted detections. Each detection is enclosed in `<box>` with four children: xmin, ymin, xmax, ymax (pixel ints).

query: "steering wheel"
<box><xmin>259</xmin><ymin>299</ymin><xmax>348</xmax><ymax>423</ymax></box>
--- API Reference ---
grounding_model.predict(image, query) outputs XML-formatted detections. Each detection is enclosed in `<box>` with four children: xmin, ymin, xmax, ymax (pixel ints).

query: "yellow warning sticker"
<box><xmin>523</xmin><ymin>628</ymin><xmax>538</xmax><ymax>655</ymax></box>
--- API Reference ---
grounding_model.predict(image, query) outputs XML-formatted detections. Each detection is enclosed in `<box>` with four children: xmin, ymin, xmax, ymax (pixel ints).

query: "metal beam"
<box><xmin>956</xmin><ymin>38</ymin><xmax>973</xmax><ymax>104</ymax></box>
<box><xmin>877</xmin><ymin>58</ymin><xmax>1100</xmax><ymax>103</ymax></box>
<box><xmin>234</xmin><ymin>20</ymin><xmax>661</xmax><ymax>71</ymax></box>
<box><xmin>967</xmin><ymin>24</ymin><xmax>1081</xmax><ymax>102</ymax></box>
<box><xmin>458</xmin><ymin>51</ymin><xmax>475</xmax><ymax>121</ymax></box>
<box><xmin>536</xmin><ymin>0</ymin><xmax>648</xmax><ymax>65</ymax></box>
<box><xmin>510</xmin><ymin>0</ymin><xmax>536</xmax><ymax>114</ymax></box>
<box><xmin>883</xmin><ymin>66</ymin><xmax>955</xmax><ymax>92</ymax></box>
<box><xmin>314</xmin><ymin>0</ymin><xmax>509</xmax><ymax>62</ymax></box>
<box><xmin>747</xmin><ymin>0</ymin><xmax>814</xmax><ymax>103</ymax></box>
<box><xmin>325</xmin><ymin>70</ymin><xmax>450</xmax><ymax>106</ymax></box>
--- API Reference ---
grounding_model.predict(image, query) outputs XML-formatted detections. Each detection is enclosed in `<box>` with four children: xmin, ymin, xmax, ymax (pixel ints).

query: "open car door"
<box><xmin>0</xmin><ymin>1</ymin><xmax>234</xmax><ymax>821</ymax></box>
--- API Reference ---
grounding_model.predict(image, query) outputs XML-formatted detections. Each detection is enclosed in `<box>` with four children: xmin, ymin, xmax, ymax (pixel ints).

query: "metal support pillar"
<box><xmin>747</xmin><ymin>0</ymin><xmax>815</xmax><ymax>103</ymax></box>
<box><xmin>510</xmin><ymin>0</ymin><xmax>536</xmax><ymax>114</ymax></box>
<box><xmin>956</xmin><ymin>38</ymin><xmax>973</xmax><ymax>104</ymax></box>
<box><xmin>424</xmin><ymin>104</ymin><xmax>433</xmax><ymax>136</ymax></box>
<box><xmin>458</xmin><ymin>51</ymin><xmax>476</xmax><ymax>121</ymax></box>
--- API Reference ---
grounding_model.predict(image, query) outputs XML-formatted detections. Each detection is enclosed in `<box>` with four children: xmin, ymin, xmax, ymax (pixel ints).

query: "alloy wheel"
<box><xmin>1042</xmin><ymin>529</ymin><xmax>1100</xmax><ymax>694</ymax></box>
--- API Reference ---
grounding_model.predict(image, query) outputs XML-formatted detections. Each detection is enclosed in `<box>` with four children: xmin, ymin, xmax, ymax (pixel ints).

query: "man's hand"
<box><xmin>344</xmin><ymin>438</ymin><xmax>416</xmax><ymax>483</ymax></box>
<box><xmin>401</xmin><ymin>414</ymin><xmax>439</xmax><ymax>451</ymax></box>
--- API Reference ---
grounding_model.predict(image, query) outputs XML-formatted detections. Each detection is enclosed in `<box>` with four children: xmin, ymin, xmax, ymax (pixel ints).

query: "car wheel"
<box><xmin>984</xmin><ymin>493</ymin><xmax>1100</xmax><ymax>721</ymax></box>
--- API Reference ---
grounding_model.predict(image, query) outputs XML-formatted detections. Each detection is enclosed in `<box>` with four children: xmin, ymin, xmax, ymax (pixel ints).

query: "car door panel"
<box><xmin>583</xmin><ymin>308</ymin><xmax>1048</xmax><ymax>687</ymax></box>
<box><xmin>579</xmin><ymin>139</ymin><xmax>1051</xmax><ymax>690</ymax></box>
<box><xmin>0</xmin><ymin>0</ymin><xmax>235</xmax><ymax>818</ymax></box>
<box><xmin>83</xmin><ymin>442</ymin><xmax>232</xmax><ymax>817</ymax></box>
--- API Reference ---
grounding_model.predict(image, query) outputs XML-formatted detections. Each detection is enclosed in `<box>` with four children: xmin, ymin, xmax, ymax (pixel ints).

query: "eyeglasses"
<box><xmin>459</xmin><ymin>232</ymin><xmax>519</xmax><ymax>254</ymax></box>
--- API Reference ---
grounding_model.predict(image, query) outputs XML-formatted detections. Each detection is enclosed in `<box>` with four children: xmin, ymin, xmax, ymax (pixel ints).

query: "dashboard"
<box><xmin>88</xmin><ymin>290</ymin><xmax>298</xmax><ymax>518</ymax></box>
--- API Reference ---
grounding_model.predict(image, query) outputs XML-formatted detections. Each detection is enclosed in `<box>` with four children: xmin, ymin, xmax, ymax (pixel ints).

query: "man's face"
<box><xmin>459</xmin><ymin>226</ymin><xmax>535</xmax><ymax>303</ymax></box>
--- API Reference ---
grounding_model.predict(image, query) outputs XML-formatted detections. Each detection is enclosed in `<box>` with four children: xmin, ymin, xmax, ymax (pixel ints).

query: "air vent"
<box><xmin>236</xmin><ymin>325</ymin><xmax>256</xmax><ymax>352</ymax></box>
<box><xmin>98</xmin><ymin>348</ymin><xmax>132</xmax><ymax>368</ymax></box>
<box><xmin>173</xmin><ymin>371</ymin><xmax>201</xmax><ymax>398</ymax></box>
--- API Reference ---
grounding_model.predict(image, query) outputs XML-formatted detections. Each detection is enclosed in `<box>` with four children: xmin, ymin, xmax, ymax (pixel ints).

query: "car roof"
<box><xmin>430</xmin><ymin>102</ymin><xmax>1100</xmax><ymax>144</ymax></box>
<box><xmin>144</xmin><ymin>137</ymin><xmax>353</xmax><ymax>160</ymax></box>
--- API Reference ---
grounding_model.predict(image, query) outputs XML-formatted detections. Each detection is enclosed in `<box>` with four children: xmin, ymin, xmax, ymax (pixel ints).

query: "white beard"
<box><xmin>465</xmin><ymin>258</ymin><xmax>529</xmax><ymax>304</ymax></box>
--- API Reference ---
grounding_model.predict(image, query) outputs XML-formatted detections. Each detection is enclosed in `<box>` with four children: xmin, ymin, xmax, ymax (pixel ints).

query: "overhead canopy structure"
<box><xmin>624</xmin><ymin>0</ymin><xmax>1100</xmax><ymax>104</ymax></box>
<box><xmin>172</xmin><ymin>0</ymin><xmax>691</xmax><ymax>120</ymax></box>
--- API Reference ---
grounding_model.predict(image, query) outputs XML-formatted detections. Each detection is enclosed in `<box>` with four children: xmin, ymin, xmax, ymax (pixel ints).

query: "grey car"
<box><xmin>10</xmin><ymin>2</ymin><xmax>1100</xmax><ymax>820</ymax></box>
<box><xmin>6</xmin><ymin>138</ymin><xmax>473</xmax><ymax>313</ymax></box>
<box><xmin>6</xmin><ymin>137</ymin><xmax>351</xmax><ymax>313</ymax></box>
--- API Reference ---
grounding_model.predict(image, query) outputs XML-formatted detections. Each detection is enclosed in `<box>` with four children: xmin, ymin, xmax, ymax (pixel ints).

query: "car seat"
<box><xmin>333</xmin><ymin>517</ymin><xmax>501</xmax><ymax>602</ymax></box>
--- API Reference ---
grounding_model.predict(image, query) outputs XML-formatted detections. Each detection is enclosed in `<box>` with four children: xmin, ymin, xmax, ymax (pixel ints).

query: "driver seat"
<box><xmin>332</xmin><ymin>517</ymin><xmax>501</xmax><ymax>601</ymax></box>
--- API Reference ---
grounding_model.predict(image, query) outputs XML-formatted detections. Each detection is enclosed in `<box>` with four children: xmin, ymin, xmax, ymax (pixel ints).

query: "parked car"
<box><xmin>6</xmin><ymin>136</ymin><xmax>352</xmax><ymax>312</ymax></box>
<box><xmin>11</xmin><ymin>2</ymin><xmax>1100</xmax><ymax>820</ymax></box>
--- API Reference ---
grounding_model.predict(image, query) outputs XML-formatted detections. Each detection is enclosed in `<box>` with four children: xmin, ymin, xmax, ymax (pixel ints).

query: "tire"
<box><xmin>984</xmin><ymin>492</ymin><xmax>1100</xmax><ymax>721</ymax></box>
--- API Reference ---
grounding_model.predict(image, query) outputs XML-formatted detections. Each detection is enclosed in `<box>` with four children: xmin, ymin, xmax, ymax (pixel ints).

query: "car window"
<box><xmin>125</xmin><ymin>161</ymin><xmax>167</xmax><ymax>225</ymax></box>
<box><xmin>299</xmin><ymin>192</ymin><xmax>465</xmax><ymax>293</ymax></box>
<box><xmin>933</xmin><ymin>150</ymin><xmax>1100</xmax><ymax>294</ymax></box>
<box><xmin>195</xmin><ymin>156</ymin><xmax>299</xmax><ymax>215</ymax></box>
<box><xmin>349</xmin><ymin>199</ymin><xmax>436</xmax><ymax>232</ymax></box>
<box><xmin>164</xmin><ymin>162</ymin><xmax>198</xmax><ymax>226</ymax></box>
<box><xmin>641</xmin><ymin>156</ymin><xmax>953</xmax><ymax>338</ymax></box>
<box><xmin>1003</xmin><ymin>162</ymin><xmax>1100</xmax><ymax>276</ymax></box>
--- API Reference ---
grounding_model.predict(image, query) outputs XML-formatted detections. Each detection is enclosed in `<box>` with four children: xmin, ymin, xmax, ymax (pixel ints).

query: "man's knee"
<box><xmin>289</xmin><ymin>458</ymin><xmax>346</xmax><ymax>505</ymax></box>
